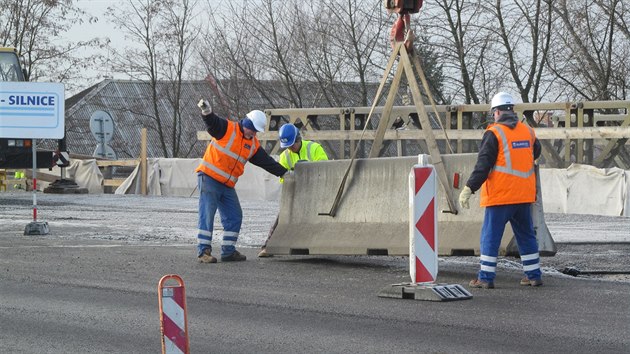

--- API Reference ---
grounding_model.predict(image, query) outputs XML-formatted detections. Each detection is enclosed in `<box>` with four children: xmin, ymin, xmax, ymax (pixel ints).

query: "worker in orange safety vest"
<box><xmin>195</xmin><ymin>99</ymin><xmax>289</xmax><ymax>263</ymax></box>
<box><xmin>459</xmin><ymin>92</ymin><xmax>543</xmax><ymax>289</ymax></box>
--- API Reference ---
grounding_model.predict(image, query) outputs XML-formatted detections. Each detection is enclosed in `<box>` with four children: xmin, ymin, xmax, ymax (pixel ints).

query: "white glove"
<box><xmin>459</xmin><ymin>186</ymin><xmax>472</xmax><ymax>209</ymax></box>
<box><xmin>197</xmin><ymin>99</ymin><xmax>212</xmax><ymax>115</ymax></box>
<box><xmin>284</xmin><ymin>169</ymin><xmax>294</xmax><ymax>178</ymax></box>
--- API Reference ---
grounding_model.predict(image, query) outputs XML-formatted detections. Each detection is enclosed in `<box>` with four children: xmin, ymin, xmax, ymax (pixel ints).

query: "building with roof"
<box><xmin>54</xmin><ymin>79</ymin><xmax>399</xmax><ymax>160</ymax></box>
<box><xmin>60</xmin><ymin>80</ymin><xmax>214</xmax><ymax>159</ymax></box>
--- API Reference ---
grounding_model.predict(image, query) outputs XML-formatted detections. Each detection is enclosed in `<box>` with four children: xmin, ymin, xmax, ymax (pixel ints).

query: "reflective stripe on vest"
<box><xmin>283</xmin><ymin>141</ymin><xmax>315</xmax><ymax>170</ymax></box>
<box><xmin>199</xmin><ymin>159</ymin><xmax>238</xmax><ymax>185</ymax></box>
<box><xmin>283</xmin><ymin>150</ymin><xmax>294</xmax><ymax>170</ymax></box>
<box><xmin>480</xmin><ymin>122</ymin><xmax>536</xmax><ymax>207</ymax></box>
<box><xmin>306</xmin><ymin>141</ymin><xmax>314</xmax><ymax>161</ymax></box>
<box><xmin>491</xmin><ymin>125</ymin><xmax>535</xmax><ymax>179</ymax></box>
<box><xmin>196</xmin><ymin>121</ymin><xmax>259</xmax><ymax>187</ymax></box>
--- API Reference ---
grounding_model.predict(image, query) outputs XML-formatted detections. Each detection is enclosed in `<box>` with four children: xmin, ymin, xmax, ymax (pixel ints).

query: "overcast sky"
<box><xmin>67</xmin><ymin>0</ymin><xmax>129</xmax><ymax>91</ymax></box>
<box><xmin>73</xmin><ymin>0</ymin><xmax>124</xmax><ymax>41</ymax></box>
<box><xmin>66</xmin><ymin>0</ymin><xmax>216</xmax><ymax>94</ymax></box>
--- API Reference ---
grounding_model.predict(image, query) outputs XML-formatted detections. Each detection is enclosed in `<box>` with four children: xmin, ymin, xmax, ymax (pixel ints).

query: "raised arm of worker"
<box><xmin>198</xmin><ymin>99</ymin><xmax>229</xmax><ymax>140</ymax></box>
<box><xmin>198</xmin><ymin>99</ymin><xmax>288</xmax><ymax>178</ymax></box>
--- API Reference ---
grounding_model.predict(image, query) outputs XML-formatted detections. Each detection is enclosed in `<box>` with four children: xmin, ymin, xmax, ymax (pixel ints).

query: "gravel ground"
<box><xmin>1</xmin><ymin>191</ymin><xmax>629</xmax><ymax>283</ymax></box>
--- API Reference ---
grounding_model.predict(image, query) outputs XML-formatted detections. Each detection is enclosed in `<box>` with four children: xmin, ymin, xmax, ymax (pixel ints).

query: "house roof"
<box><xmin>42</xmin><ymin>79</ymin><xmax>412</xmax><ymax>159</ymax></box>
<box><xmin>58</xmin><ymin>80</ymin><xmax>217</xmax><ymax>159</ymax></box>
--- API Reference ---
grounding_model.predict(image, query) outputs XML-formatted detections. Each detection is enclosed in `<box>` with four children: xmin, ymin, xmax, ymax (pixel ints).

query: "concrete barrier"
<box><xmin>267</xmin><ymin>154</ymin><xmax>556</xmax><ymax>256</ymax></box>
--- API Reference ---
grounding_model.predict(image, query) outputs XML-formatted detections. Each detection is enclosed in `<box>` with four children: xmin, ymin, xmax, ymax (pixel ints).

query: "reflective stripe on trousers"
<box><xmin>197</xmin><ymin>173</ymin><xmax>243</xmax><ymax>257</ymax></box>
<box><xmin>478</xmin><ymin>203</ymin><xmax>541</xmax><ymax>282</ymax></box>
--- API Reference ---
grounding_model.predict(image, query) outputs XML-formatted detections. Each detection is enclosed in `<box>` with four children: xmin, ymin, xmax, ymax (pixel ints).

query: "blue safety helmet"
<box><xmin>279</xmin><ymin>124</ymin><xmax>300</xmax><ymax>148</ymax></box>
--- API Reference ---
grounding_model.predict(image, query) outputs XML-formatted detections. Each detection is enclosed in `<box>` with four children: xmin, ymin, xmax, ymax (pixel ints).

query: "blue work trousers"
<box><xmin>197</xmin><ymin>173</ymin><xmax>242</xmax><ymax>257</ymax></box>
<box><xmin>478</xmin><ymin>203</ymin><xmax>542</xmax><ymax>282</ymax></box>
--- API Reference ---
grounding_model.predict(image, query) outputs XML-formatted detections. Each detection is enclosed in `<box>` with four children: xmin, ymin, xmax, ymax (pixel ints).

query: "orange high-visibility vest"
<box><xmin>480</xmin><ymin>122</ymin><xmax>536</xmax><ymax>207</ymax></box>
<box><xmin>195</xmin><ymin>121</ymin><xmax>259</xmax><ymax>188</ymax></box>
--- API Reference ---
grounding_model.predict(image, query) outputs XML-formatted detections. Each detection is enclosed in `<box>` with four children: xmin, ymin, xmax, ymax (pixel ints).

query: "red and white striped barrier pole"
<box><xmin>158</xmin><ymin>275</ymin><xmax>190</xmax><ymax>354</ymax></box>
<box><xmin>32</xmin><ymin>139</ymin><xmax>38</xmax><ymax>221</ymax></box>
<box><xmin>409</xmin><ymin>163</ymin><xmax>438</xmax><ymax>284</ymax></box>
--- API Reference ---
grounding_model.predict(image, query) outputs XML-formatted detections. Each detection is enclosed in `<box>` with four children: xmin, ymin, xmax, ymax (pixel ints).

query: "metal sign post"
<box><xmin>24</xmin><ymin>139</ymin><xmax>49</xmax><ymax>235</ymax></box>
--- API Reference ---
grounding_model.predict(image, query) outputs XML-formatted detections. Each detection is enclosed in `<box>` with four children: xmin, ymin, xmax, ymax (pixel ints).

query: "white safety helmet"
<box><xmin>490</xmin><ymin>92</ymin><xmax>515</xmax><ymax>110</ymax></box>
<box><xmin>246</xmin><ymin>110</ymin><xmax>267</xmax><ymax>132</ymax></box>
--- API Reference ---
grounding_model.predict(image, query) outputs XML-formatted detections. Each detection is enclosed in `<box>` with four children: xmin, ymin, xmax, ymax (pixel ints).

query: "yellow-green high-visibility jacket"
<box><xmin>278</xmin><ymin>140</ymin><xmax>328</xmax><ymax>182</ymax></box>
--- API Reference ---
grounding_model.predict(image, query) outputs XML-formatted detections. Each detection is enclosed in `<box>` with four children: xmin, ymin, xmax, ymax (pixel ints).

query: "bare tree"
<box><xmin>484</xmin><ymin>0</ymin><xmax>555</xmax><ymax>104</ymax></box>
<box><xmin>106</xmin><ymin>0</ymin><xmax>199</xmax><ymax>158</ymax></box>
<box><xmin>196</xmin><ymin>1</ymin><xmax>292</xmax><ymax>115</ymax></box>
<box><xmin>161</xmin><ymin>0</ymin><xmax>199</xmax><ymax>157</ymax></box>
<box><xmin>422</xmin><ymin>0</ymin><xmax>488</xmax><ymax>104</ymax></box>
<box><xmin>548</xmin><ymin>0</ymin><xmax>627</xmax><ymax>101</ymax></box>
<box><xmin>197</xmin><ymin>0</ymin><xmax>420</xmax><ymax>112</ymax></box>
<box><xmin>322</xmin><ymin>0</ymin><xmax>389</xmax><ymax>106</ymax></box>
<box><xmin>0</xmin><ymin>0</ymin><xmax>102</xmax><ymax>91</ymax></box>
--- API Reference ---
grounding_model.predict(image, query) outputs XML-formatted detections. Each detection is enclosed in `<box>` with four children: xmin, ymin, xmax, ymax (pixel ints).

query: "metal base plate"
<box><xmin>24</xmin><ymin>221</ymin><xmax>50</xmax><ymax>236</ymax></box>
<box><xmin>378</xmin><ymin>283</ymin><xmax>473</xmax><ymax>301</ymax></box>
<box><xmin>44</xmin><ymin>179</ymin><xmax>88</xmax><ymax>194</ymax></box>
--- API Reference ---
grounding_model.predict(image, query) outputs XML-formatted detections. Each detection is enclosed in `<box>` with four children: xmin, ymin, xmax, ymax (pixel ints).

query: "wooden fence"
<box><xmin>198</xmin><ymin>100</ymin><xmax>630</xmax><ymax>169</ymax></box>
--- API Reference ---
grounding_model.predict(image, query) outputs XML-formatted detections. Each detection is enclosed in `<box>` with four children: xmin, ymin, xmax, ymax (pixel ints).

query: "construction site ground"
<box><xmin>1</xmin><ymin>192</ymin><xmax>629</xmax><ymax>352</ymax></box>
<box><xmin>2</xmin><ymin>192</ymin><xmax>629</xmax><ymax>282</ymax></box>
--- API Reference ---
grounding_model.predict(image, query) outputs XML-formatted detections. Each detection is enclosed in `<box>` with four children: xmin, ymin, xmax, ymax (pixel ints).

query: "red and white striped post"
<box><xmin>158</xmin><ymin>275</ymin><xmax>190</xmax><ymax>354</ymax></box>
<box><xmin>409</xmin><ymin>163</ymin><xmax>438</xmax><ymax>284</ymax></box>
<box><xmin>31</xmin><ymin>139</ymin><xmax>38</xmax><ymax>221</ymax></box>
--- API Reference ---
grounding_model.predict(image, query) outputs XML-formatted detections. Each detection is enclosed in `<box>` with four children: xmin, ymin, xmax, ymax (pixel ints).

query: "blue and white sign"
<box><xmin>0</xmin><ymin>82</ymin><xmax>65</xmax><ymax>139</ymax></box>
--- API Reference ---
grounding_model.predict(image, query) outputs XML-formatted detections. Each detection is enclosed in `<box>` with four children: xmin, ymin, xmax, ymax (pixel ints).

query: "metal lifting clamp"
<box><xmin>385</xmin><ymin>0</ymin><xmax>423</xmax><ymax>52</ymax></box>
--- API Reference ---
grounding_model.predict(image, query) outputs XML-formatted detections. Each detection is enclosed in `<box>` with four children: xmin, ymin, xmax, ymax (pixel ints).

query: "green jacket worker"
<box><xmin>278</xmin><ymin>123</ymin><xmax>328</xmax><ymax>178</ymax></box>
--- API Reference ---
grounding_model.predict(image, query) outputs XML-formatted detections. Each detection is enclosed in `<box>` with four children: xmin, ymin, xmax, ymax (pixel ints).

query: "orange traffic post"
<box><xmin>158</xmin><ymin>275</ymin><xmax>190</xmax><ymax>354</ymax></box>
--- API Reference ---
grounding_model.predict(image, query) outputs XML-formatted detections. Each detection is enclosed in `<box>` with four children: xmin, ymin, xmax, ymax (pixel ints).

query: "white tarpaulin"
<box><xmin>36</xmin><ymin>159</ymin><xmax>103</xmax><ymax>194</ymax></box>
<box><xmin>539</xmin><ymin>169</ymin><xmax>568</xmax><ymax>214</ymax></box>
<box><xmin>115</xmin><ymin>158</ymin><xmax>282</xmax><ymax>201</ymax></box>
<box><xmin>44</xmin><ymin>158</ymin><xmax>625</xmax><ymax>217</ymax></box>
<box><xmin>114</xmin><ymin>158</ymin><xmax>161</xmax><ymax>196</ymax></box>
<box><xmin>540</xmin><ymin>164</ymin><xmax>628</xmax><ymax>216</ymax></box>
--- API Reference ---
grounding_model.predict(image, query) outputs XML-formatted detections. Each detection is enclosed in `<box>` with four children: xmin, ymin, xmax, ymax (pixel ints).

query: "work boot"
<box><xmin>520</xmin><ymin>277</ymin><xmax>543</xmax><ymax>286</ymax></box>
<box><xmin>198</xmin><ymin>249</ymin><xmax>217</xmax><ymax>263</ymax></box>
<box><xmin>221</xmin><ymin>250</ymin><xmax>247</xmax><ymax>262</ymax></box>
<box><xmin>469</xmin><ymin>279</ymin><xmax>494</xmax><ymax>289</ymax></box>
<box><xmin>257</xmin><ymin>248</ymin><xmax>273</xmax><ymax>258</ymax></box>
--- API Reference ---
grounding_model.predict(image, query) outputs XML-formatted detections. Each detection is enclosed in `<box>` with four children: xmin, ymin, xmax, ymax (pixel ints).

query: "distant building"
<box><xmin>51</xmin><ymin>79</ymin><xmax>395</xmax><ymax>159</ymax></box>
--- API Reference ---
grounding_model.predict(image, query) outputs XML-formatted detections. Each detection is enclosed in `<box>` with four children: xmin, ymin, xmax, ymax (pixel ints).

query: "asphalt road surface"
<box><xmin>1</xmin><ymin>193</ymin><xmax>629</xmax><ymax>353</ymax></box>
